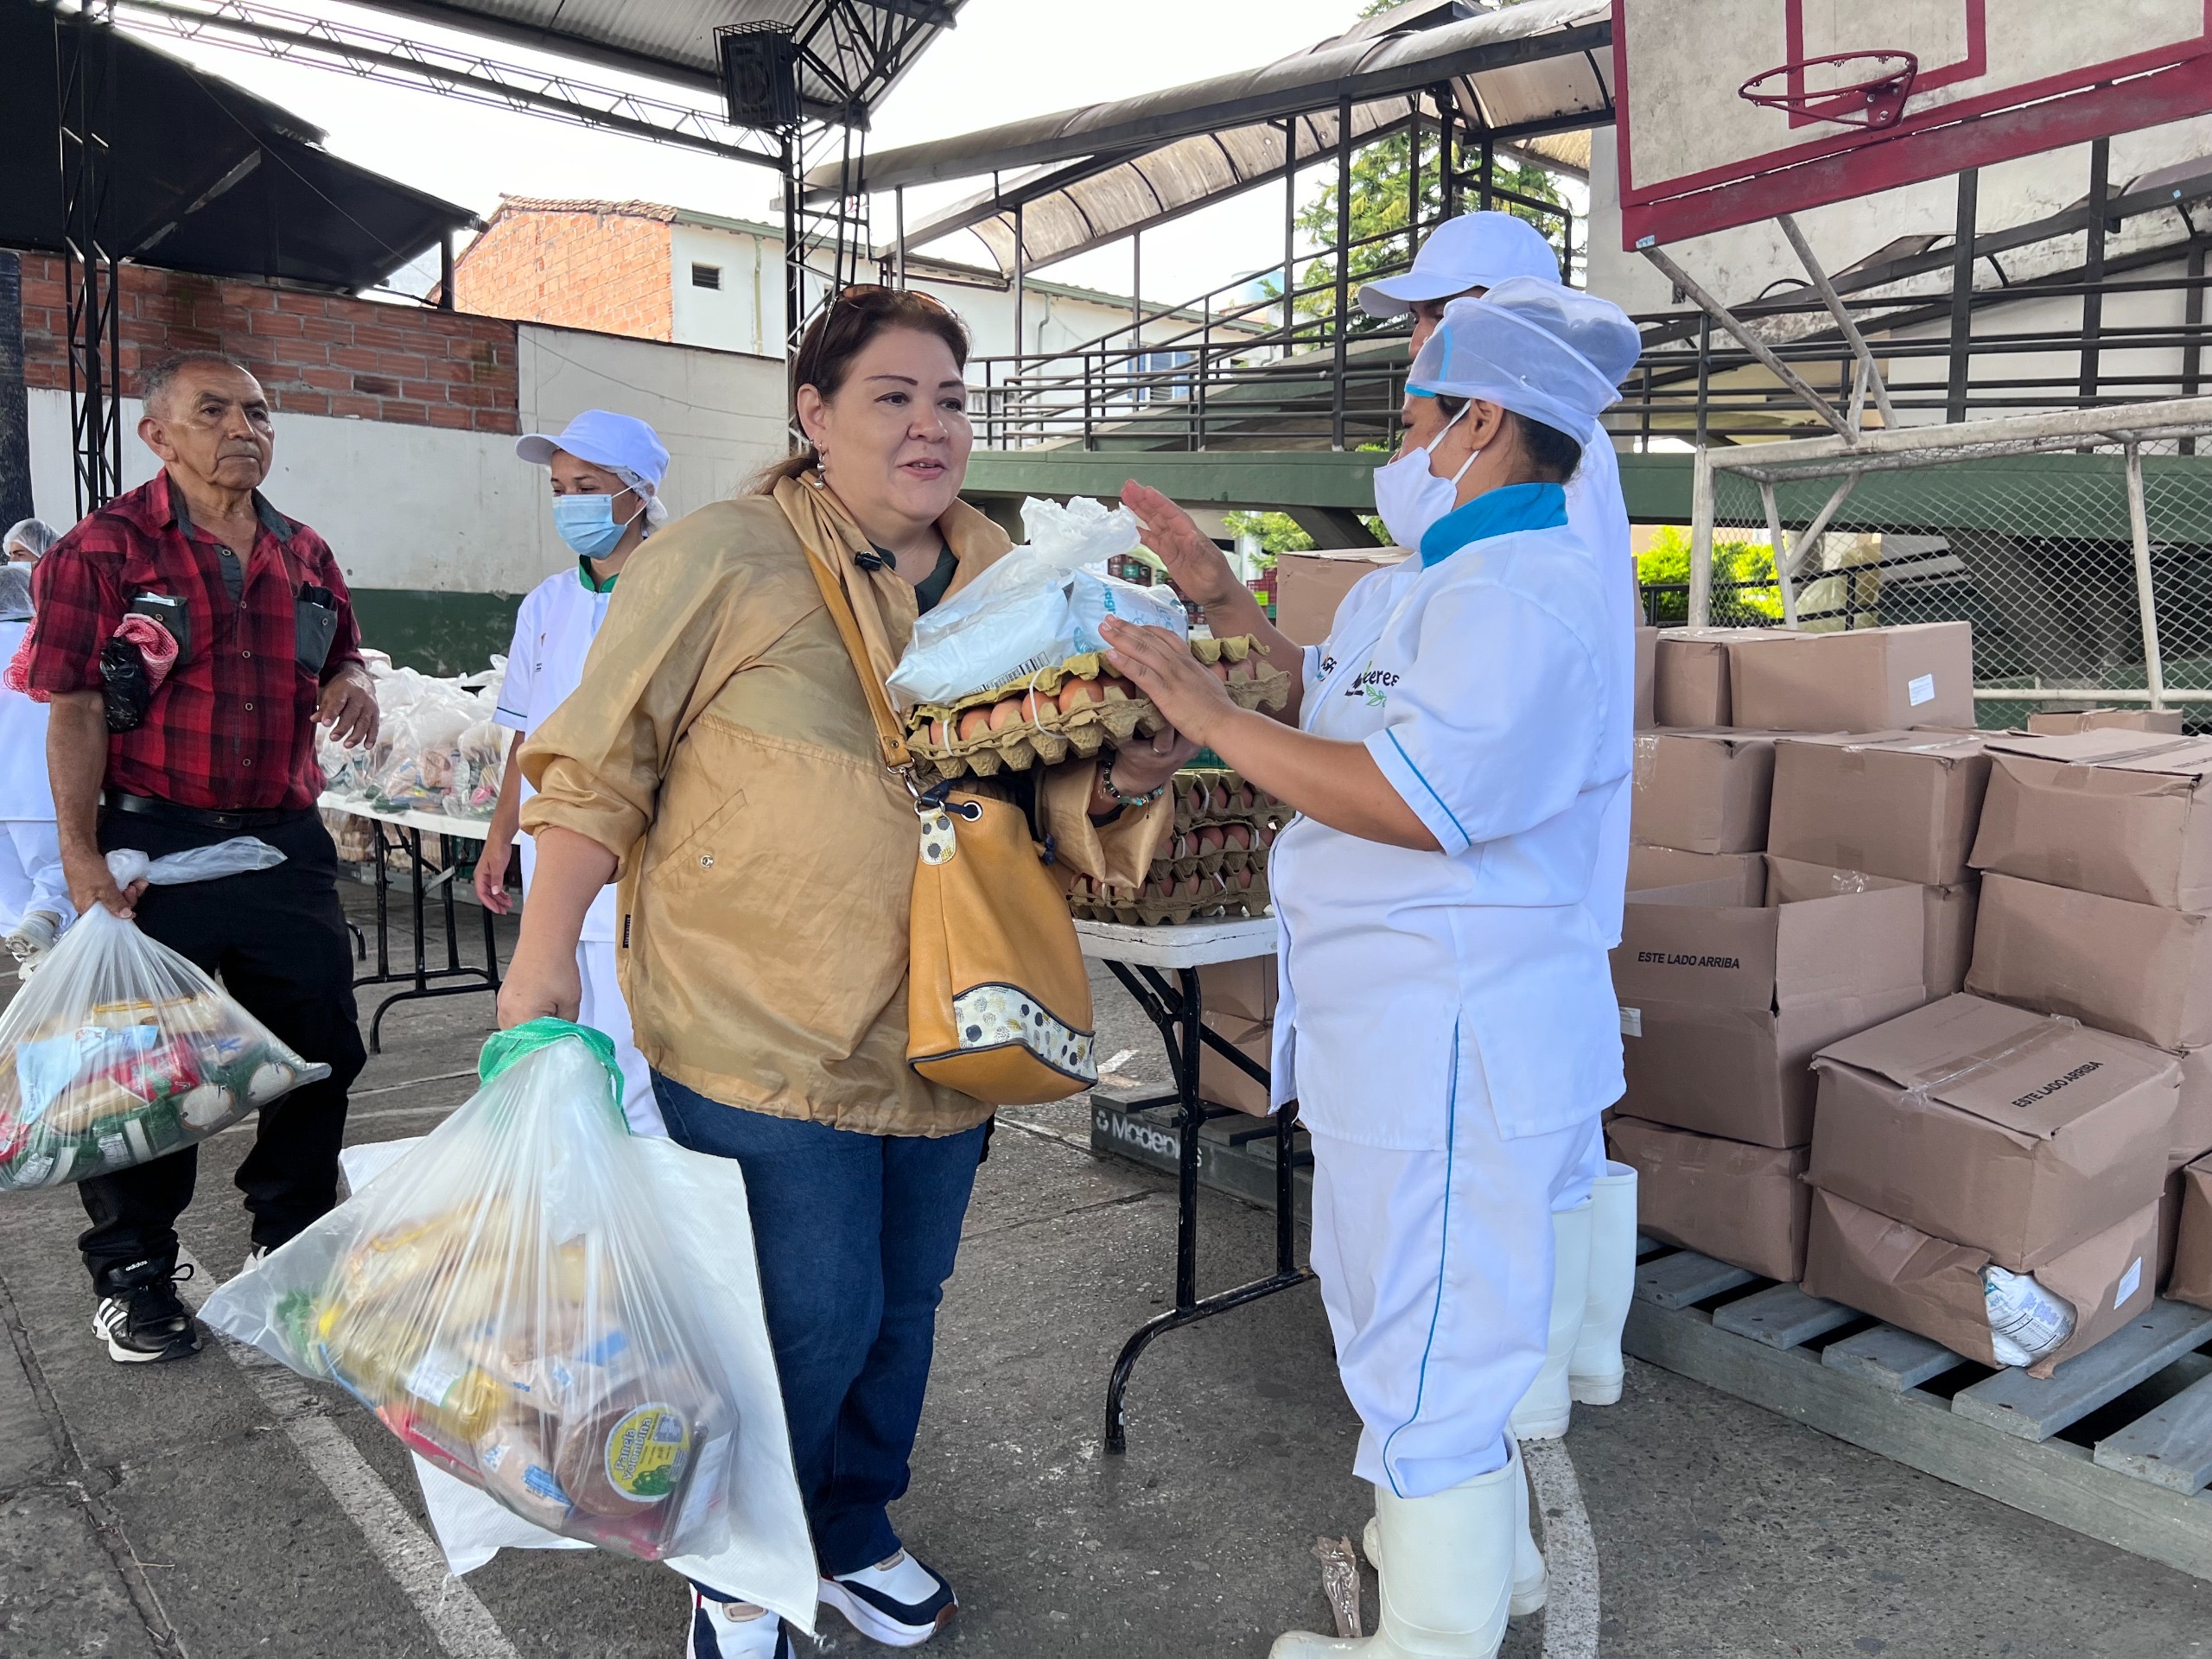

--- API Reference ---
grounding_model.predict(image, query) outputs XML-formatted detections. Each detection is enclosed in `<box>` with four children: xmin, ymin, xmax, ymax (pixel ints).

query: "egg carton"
<box><xmin>904</xmin><ymin>640</ymin><xmax>1293</xmax><ymax>783</ymax></box>
<box><xmin>1068</xmin><ymin>869</ymin><xmax>1271</xmax><ymax>927</ymax></box>
<box><xmin>1147</xmin><ymin>833</ymin><xmax>1272</xmax><ymax>883</ymax></box>
<box><xmin>1171</xmin><ymin>769</ymin><xmax>1294</xmax><ymax>834</ymax></box>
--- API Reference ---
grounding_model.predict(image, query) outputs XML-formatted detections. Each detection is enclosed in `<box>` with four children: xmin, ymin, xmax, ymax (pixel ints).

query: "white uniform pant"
<box><xmin>0</xmin><ymin>820</ymin><xmax>70</xmax><ymax>933</ymax></box>
<box><xmin>1309</xmin><ymin>1109</ymin><xmax>1595</xmax><ymax>1500</ymax></box>
<box><xmin>576</xmin><ymin>939</ymin><xmax>664</xmax><ymax>1138</ymax></box>
<box><xmin>1556</xmin><ymin>1116</ymin><xmax>1606</xmax><ymax>1212</ymax></box>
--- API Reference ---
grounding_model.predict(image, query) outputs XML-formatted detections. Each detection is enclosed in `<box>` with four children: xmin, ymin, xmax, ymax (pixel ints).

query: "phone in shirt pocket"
<box><xmin>295</xmin><ymin>583</ymin><xmax>339</xmax><ymax>673</ymax></box>
<box><xmin>127</xmin><ymin>591</ymin><xmax>191</xmax><ymax>661</ymax></box>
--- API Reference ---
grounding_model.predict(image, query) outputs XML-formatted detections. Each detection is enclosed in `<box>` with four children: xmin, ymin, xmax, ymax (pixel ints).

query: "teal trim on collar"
<box><xmin>576</xmin><ymin>556</ymin><xmax>620</xmax><ymax>594</ymax></box>
<box><xmin>1417</xmin><ymin>482</ymin><xmax>1567</xmax><ymax>568</ymax></box>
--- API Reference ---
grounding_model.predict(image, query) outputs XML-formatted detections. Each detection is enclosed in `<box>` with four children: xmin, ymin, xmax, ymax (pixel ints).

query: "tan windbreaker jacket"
<box><xmin>518</xmin><ymin>476</ymin><xmax>1170</xmax><ymax>1136</ymax></box>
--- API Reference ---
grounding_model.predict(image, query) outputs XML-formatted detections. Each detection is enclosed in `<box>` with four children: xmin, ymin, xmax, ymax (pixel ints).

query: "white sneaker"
<box><xmin>687</xmin><ymin>1590</ymin><xmax>788</xmax><ymax>1658</ymax></box>
<box><xmin>819</xmin><ymin>1549</ymin><xmax>958</xmax><ymax>1646</ymax></box>
<box><xmin>6</xmin><ymin>910</ymin><xmax>58</xmax><ymax>978</ymax></box>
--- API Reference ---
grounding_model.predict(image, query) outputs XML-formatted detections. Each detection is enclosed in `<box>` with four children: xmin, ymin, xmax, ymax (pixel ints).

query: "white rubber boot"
<box><xmin>1274</xmin><ymin>1452</ymin><xmax>1517</xmax><ymax>1657</ymax></box>
<box><xmin>1508</xmin><ymin>1198</ymin><xmax>1592</xmax><ymax>1441</ymax></box>
<box><xmin>1363</xmin><ymin>1451</ymin><xmax>1544</xmax><ymax>1618</ymax></box>
<box><xmin>1569</xmin><ymin>1161</ymin><xmax>1639</xmax><ymax>1407</ymax></box>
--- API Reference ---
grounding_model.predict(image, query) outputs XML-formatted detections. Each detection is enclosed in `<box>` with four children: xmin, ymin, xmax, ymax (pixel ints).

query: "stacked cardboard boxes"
<box><xmin>1194</xmin><ymin>957</ymin><xmax>1277</xmax><ymax>1117</ymax></box>
<box><xmin>1962</xmin><ymin>728</ymin><xmax>2212</xmax><ymax>1287</ymax></box>
<box><xmin>1609</xmin><ymin>623</ymin><xmax>1975</xmax><ymax>1283</ymax></box>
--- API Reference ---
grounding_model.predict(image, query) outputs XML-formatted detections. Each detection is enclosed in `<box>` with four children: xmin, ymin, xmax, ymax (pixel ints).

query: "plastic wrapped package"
<box><xmin>201</xmin><ymin>1021</ymin><xmax>815</xmax><ymax>1622</ymax></box>
<box><xmin>886</xmin><ymin>495</ymin><xmax>1143</xmax><ymax>711</ymax></box>
<box><xmin>1983</xmin><ymin>1265</ymin><xmax>2077</xmax><ymax>1368</ymax></box>
<box><xmin>1068</xmin><ymin>569</ymin><xmax>1189</xmax><ymax>656</ymax></box>
<box><xmin>0</xmin><ymin>844</ymin><xmax>330</xmax><ymax>1189</ymax></box>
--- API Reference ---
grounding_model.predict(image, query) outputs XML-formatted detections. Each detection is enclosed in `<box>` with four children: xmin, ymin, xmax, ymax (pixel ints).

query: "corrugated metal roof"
<box><xmin>820</xmin><ymin>0</ymin><xmax>1611</xmax><ymax>272</ymax></box>
<box><xmin>344</xmin><ymin>0</ymin><xmax>963</xmax><ymax>122</ymax></box>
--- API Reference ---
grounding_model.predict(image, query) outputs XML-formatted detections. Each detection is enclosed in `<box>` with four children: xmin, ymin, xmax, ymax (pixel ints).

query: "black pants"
<box><xmin>76</xmin><ymin>806</ymin><xmax>366</xmax><ymax>1283</ymax></box>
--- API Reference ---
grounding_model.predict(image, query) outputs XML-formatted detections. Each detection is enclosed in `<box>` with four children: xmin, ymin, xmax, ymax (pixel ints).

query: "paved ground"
<box><xmin>3</xmin><ymin>887</ymin><xmax>2211</xmax><ymax>1657</ymax></box>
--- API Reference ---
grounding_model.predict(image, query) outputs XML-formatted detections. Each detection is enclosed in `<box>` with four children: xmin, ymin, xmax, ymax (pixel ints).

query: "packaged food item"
<box><xmin>0</xmin><ymin>843</ymin><xmax>329</xmax><ymax>1190</ymax></box>
<box><xmin>1069</xmin><ymin>568</ymin><xmax>1189</xmax><ymax>655</ymax></box>
<box><xmin>1982</xmin><ymin>1264</ymin><xmax>2076</xmax><ymax>1367</ymax></box>
<box><xmin>200</xmin><ymin>1020</ymin><xmax>813</xmax><ymax>1621</ymax></box>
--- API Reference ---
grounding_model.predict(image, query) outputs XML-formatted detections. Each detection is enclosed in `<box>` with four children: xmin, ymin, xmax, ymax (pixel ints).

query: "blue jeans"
<box><xmin>653</xmin><ymin>1072</ymin><xmax>986</xmax><ymax>1580</ymax></box>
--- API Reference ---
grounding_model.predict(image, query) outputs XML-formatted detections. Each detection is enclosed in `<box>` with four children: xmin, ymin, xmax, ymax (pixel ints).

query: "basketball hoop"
<box><xmin>1739</xmin><ymin>50</ymin><xmax>1920</xmax><ymax>130</ymax></box>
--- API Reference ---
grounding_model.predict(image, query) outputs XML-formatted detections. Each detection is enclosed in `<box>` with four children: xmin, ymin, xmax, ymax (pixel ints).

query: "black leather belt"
<box><xmin>105</xmin><ymin>792</ymin><xmax>310</xmax><ymax>832</ymax></box>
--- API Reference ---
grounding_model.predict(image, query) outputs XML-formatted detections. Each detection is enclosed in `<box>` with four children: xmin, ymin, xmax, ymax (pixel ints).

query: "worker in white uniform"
<box><xmin>1</xmin><ymin>522</ymin><xmax>73</xmax><ymax>973</ymax></box>
<box><xmin>1103</xmin><ymin>279</ymin><xmax>1643</xmax><ymax>1659</ymax></box>
<box><xmin>475</xmin><ymin>410</ymin><xmax>669</xmax><ymax>1136</ymax></box>
<box><xmin>1362</xmin><ymin>213</ymin><xmax>1642</xmax><ymax>1455</ymax></box>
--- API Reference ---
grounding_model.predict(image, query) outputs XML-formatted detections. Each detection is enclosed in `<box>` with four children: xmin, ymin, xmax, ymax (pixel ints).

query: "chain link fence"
<box><xmin>1692</xmin><ymin>399</ymin><xmax>2212</xmax><ymax>728</ymax></box>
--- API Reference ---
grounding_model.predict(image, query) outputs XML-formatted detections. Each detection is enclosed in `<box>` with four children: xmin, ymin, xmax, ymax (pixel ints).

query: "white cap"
<box><xmin>516</xmin><ymin>410</ymin><xmax>672</xmax><ymax>525</ymax></box>
<box><xmin>1359</xmin><ymin>212</ymin><xmax>1562</xmax><ymax>317</ymax></box>
<box><xmin>1407</xmin><ymin>277</ymin><xmax>1642</xmax><ymax>441</ymax></box>
<box><xmin>3</xmin><ymin>518</ymin><xmax>60</xmax><ymax>561</ymax></box>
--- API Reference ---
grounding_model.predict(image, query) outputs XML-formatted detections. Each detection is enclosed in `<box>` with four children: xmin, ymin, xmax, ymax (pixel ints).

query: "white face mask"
<box><xmin>1372</xmin><ymin>400</ymin><xmax>1479</xmax><ymax>551</ymax></box>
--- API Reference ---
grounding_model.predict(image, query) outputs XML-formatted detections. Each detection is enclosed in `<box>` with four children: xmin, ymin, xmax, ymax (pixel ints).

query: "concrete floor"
<box><xmin>3</xmin><ymin>890</ymin><xmax>2211</xmax><ymax>1657</ymax></box>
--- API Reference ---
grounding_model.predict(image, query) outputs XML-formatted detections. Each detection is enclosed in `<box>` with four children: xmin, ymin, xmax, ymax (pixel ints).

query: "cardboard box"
<box><xmin>1200</xmin><ymin>958</ymin><xmax>1277</xmax><ymax>1025</ymax></box>
<box><xmin>1635</xmin><ymin>626</ymin><xmax>1657</xmax><ymax>728</ymax></box>
<box><xmin>1767</xmin><ymin>731</ymin><xmax>1990</xmax><ymax>887</ymax></box>
<box><xmin>2167</xmin><ymin>1155</ymin><xmax>2212</xmax><ymax>1309</ymax></box>
<box><xmin>1630</xmin><ymin>730</ymin><xmax>1777</xmax><ymax>855</ymax></box>
<box><xmin>1611</xmin><ymin>878</ymin><xmax>1926</xmax><ymax>1147</ymax></box>
<box><xmin>2027</xmin><ymin>708</ymin><xmax>2188</xmax><ymax>735</ymax></box>
<box><xmin>2159</xmin><ymin>1165</ymin><xmax>2187</xmax><ymax>1291</ymax></box>
<box><xmin>2176</xmin><ymin>1046</ymin><xmax>2212</xmax><ymax>1172</ymax></box>
<box><xmin>1727</xmin><ymin>622</ymin><xmax>1975</xmax><ymax>733</ymax></box>
<box><xmin>1606</xmin><ymin>1115</ymin><xmax>1809</xmax><ymax>1281</ymax></box>
<box><xmin>1966</xmin><ymin>873</ymin><xmax>2212</xmax><ymax>1050</ymax></box>
<box><xmin>1196</xmin><ymin>1014</ymin><xmax>1273</xmax><ymax>1117</ymax></box>
<box><xmin>1765</xmin><ymin>856</ymin><xmax>1979</xmax><ymax>996</ymax></box>
<box><xmin>1803</xmin><ymin>1187</ymin><xmax>2159</xmax><ymax>1376</ymax></box>
<box><xmin>1970</xmin><ymin>731</ymin><xmax>2212</xmax><ymax>912</ymax></box>
<box><xmin>1808</xmin><ymin>994</ymin><xmax>2179</xmax><ymax>1270</ymax></box>
<box><xmin>1628</xmin><ymin>845</ymin><xmax>1767</xmax><ymax>905</ymax></box>
<box><xmin>1274</xmin><ymin>548</ymin><xmax>1410</xmax><ymax>647</ymax></box>
<box><xmin>1652</xmin><ymin>628</ymin><xmax>1781</xmax><ymax>728</ymax></box>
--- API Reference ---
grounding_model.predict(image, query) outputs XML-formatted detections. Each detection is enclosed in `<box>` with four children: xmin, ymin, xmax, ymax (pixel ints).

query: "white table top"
<box><xmin>318</xmin><ymin>792</ymin><xmax>493</xmax><ymax>842</ymax></box>
<box><xmin>1075</xmin><ymin>914</ymin><xmax>1278</xmax><ymax>969</ymax></box>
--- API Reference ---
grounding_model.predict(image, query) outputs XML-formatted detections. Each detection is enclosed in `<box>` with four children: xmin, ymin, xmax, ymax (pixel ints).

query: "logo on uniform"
<box><xmin>1348</xmin><ymin>666</ymin><xmax>1399</xmax><ymax>706</ymax></box>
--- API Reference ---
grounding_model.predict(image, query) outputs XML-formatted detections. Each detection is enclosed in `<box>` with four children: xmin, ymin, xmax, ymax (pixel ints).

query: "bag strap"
<box><xmin>798</xmin><ymin>543</ymin><xmax>913</xmax><ymax>773</ymax></box>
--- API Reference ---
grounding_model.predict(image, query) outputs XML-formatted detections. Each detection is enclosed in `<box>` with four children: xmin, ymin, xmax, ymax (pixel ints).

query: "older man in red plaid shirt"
<box><xmin>29</xmin><ymin>351</ymin><xmax>378</xmax><ymax>1363</ymax></box>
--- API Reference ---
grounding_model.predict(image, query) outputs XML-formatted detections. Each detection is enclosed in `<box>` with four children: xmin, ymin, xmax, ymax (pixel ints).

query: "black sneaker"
<box><xmin>819</xmin><ymin>1550</ymin><xmax>957</xmax><ymax>1647</ymax></box>
<box><xmin>91</xmin><ymin>1259</ymin><xmax>200</xmax><ymax>1363</ymax></box>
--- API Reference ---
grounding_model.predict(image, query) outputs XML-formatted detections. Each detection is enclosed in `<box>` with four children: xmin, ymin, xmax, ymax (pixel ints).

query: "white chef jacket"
<box><xmin>493</xmin><ymin>564</ymin><xmax>621</xmax><ymax>943</ymax></box>
<box><xmin>1269</xmin><ymin>483</ymin><xmax>1628</xmax><ymax>1147</ymax></box>
<box><xmin>1570</xmin><ymin>435</ymin><xmax>1636</xmax><ymax>949</ymax></box>
<box><xmin>0</xmin><ymin>619</ymin><xmax>56</xmax><ymax>822</ymax></box>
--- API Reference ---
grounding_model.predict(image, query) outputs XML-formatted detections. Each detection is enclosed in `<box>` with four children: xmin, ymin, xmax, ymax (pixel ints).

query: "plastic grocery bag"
<box><xmin>1069</xmin><ymin>568</ymin><xmax>1189</xmax><ymax>656</ymax></box>
<box><xmin>201</xmin><ymin>1021</ymin><xmax>815</xmax><ymax>1626</ymax></box>
<box><xmin>1983</xmin><ymin>1264</ymin><xmax>2076</xmax><ymax>1368</ymax></box>
<box><xmin>886</xmin><ymin>494</ymin><xmax>1143</xmax><ymax>710</ymax></box>
<box><xmin>0</xmin><ymin>843</ymin><xmax>328</xmax><ymax>1190</ymax></box>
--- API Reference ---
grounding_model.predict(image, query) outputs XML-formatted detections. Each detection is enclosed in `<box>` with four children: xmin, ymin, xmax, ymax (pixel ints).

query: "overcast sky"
<box><xmin>125</xmin><ymin>0</ymin><xmax>1376</xmax><ymax>306</ymax></box>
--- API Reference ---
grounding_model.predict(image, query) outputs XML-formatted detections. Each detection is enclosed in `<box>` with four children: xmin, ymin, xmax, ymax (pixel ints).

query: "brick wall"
<box><xmin>15</xmin><ymin>252</ymin><xmax>519</xmax><ymax>434</ymax></box>
<box><xmin>451</xmin><ymin>200</ymin><xmax>675</xmax><ymax>343</ymax></box>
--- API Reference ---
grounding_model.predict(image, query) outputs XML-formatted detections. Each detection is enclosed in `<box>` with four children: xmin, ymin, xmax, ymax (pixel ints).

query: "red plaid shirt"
<box><xmin>26</xmin><ymin>473</ymin><xmax>363</xmax><ymax>812</ymax></box>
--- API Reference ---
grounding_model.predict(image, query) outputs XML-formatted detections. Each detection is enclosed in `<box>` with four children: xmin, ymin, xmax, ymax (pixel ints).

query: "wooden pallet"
<box><xmin>1624</xmin><ymin>1238</ymin><xmax>2212</xmax><ymax>1581</ymax></box>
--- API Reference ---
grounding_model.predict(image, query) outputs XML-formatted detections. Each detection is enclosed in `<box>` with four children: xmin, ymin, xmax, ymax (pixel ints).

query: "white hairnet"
<box><xmin>3</xmin><ymin>518</ymin><xmax>60</xmax><ymax>561</ymax></box>
<box><xmin>608</xmin><ymin>463</ymin><xmax>669</xmax><ymax>529</ymax></box>
<box><xmin>1407</xmin><ymin>276</ymin><xmax>1643</xmax><ymax>441</ymax></box>
<box><xmin>0</xmin><ymin>563</ymin><xmax>30</xmax><ymax>621</ymax></box>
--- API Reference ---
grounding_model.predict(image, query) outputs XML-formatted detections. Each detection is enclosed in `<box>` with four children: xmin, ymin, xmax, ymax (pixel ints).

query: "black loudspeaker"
<box><xmin>718</xmin><ymin>23</ymin><xmax>802</xmax><ymax>132</ymax></box>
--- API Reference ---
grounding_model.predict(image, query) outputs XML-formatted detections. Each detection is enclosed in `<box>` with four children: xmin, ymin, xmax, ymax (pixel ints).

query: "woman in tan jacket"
<box><xmin>497</xmin><ymin>287</ymin><xmax>1186</xmax><ymax>1659</ymax></box>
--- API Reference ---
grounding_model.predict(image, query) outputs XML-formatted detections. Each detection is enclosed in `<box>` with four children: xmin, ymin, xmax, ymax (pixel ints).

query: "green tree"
<box><xmin>1636</xmin><ymin>525</ymin><xmax>1783</xmax><ymax>626</ymax></box>
<box><xmin>1222</xmin><ymin>510</ymin><xmax>1314</xmax><ymax>556</ymax></box>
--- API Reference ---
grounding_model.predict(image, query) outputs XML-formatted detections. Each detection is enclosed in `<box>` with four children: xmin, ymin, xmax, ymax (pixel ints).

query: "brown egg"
<box><xmin>988</xmin><ymin>696</ymin><xmax>1028</xmax><ymax>732</ymax></box>
<box><xmin>1224</xmin><ymin>823</ymin><xmax>1251</xmax><ymax>850</ymax></box>
<box><xmin>1059</xmin><ymin>677</ymin><xmax>1106</xmax><ymax>715</ymax></box>
<box><xmin>1197</xmin><ymin>825</ymin><xmax>1224</xmax><ymax>855</ymax></box>
<box><xmin>1099</xmin><ymin>674</ymin><xmax>1135</xmax><ymax>702</ymax></box>
<box><xmin>957</xmin><ymin>707</ymin><xmax>994</xmax><ymax>743</ymax></box>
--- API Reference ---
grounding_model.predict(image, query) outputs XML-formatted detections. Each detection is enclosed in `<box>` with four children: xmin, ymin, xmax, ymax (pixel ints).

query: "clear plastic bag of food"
<box><xmin>1983</xmin><ymin>1263</ymin><xmax>2076</xmax><ymax>1368</ymax></box>
<box><xmin>200</xmin><ymin>1020</ymin><xmax>814</xmax><ymax>1621</ymax></box>
<box><xmin>0</xmin><ymin>843</ymin><xmax>328</xmax><ymax>1190</ymax></box>
<box><xmin>886</xmin><ymin>494</ymin><xmax>1143</xmax><ymax>711</ymax></box>
<box><xmin>1069</xmin><ymin>568</ymin><xmax>1189</xmax><ymax>655</ymax></box>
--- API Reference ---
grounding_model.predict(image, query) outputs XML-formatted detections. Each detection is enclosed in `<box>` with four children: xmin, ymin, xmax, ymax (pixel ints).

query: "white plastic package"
<box><xmin>1069</xmin><ymin>568</ymin><xmax>1189</xmax><ymax>656</ymax></box>
<box><xmin>0</xmin><ymin>843</ymin><xmax>328</xmax><ymax>1189</ymax></box>
<box><xmin>200</xmin><ymin>1021</ymin><xmax>815</xmax><ymax>1625</ymax></box>
<box><xmin>886</xmin><ymin>494</ymin><xmax>1143</xmax><ymax>711</ymax></box>
<box><xmin>1983</xmin><ymin>1264</ymin><xmax>2076</xmax><ymax>1368</ymax></box>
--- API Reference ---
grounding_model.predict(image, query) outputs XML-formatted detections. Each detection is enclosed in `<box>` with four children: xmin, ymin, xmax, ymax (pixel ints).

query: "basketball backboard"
<box><xmin>1614</xmin><ymin>0</ymin><xmax>2212</xmax><ymax>247</ymax></box>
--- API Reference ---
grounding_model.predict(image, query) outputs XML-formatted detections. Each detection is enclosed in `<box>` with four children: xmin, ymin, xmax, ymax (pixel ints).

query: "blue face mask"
<box><xmin>552</xmin><ymin>493</ymin><xmax>634</xmax><ymax>558</ymax></box>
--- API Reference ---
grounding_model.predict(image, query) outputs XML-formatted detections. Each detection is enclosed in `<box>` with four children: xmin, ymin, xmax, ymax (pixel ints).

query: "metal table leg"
<box><xmin>1102</xmin><ymin>960</ymin><xmax>1313</xmax><ymax>1455</ymax></box>
<box><xmin>353</xmin><ymin>820</ymin><xmax>505</xmax><ymax>1052</ymax></box>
